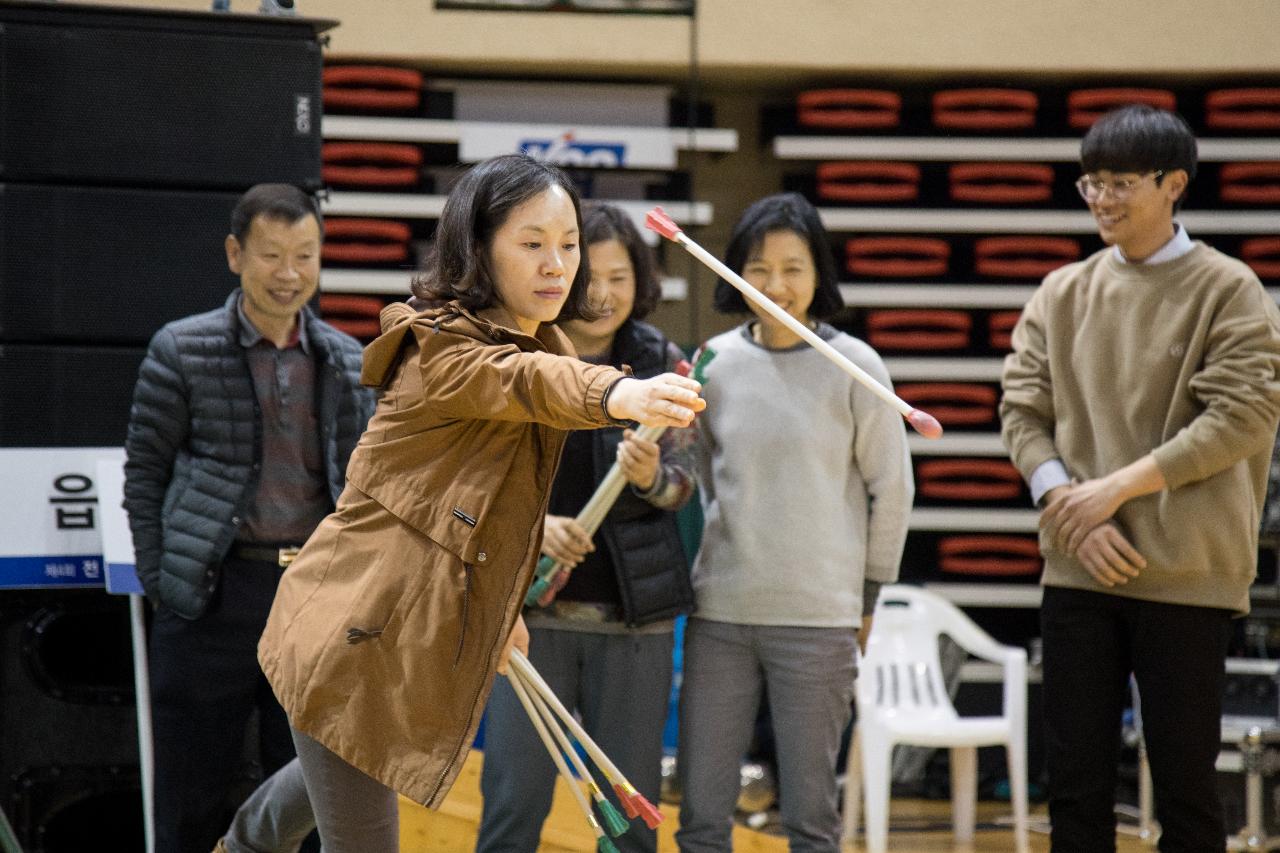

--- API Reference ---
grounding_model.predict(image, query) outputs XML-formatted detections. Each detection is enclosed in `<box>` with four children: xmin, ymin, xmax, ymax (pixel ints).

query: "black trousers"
<box><xmin>149</xmin><ymin>555</ymin><xmax>295</xmax><ymax>853</ymax></box>
<box><xmin>1040</xmin><ymin>585</ymin><xmax>1233</xmax><ymax>853</ymax></box>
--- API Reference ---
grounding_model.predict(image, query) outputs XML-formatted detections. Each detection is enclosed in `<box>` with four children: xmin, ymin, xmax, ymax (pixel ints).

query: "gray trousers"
<box><xmin>223</xmin><ymin>728</ymin><xmax>397</xmax><ymax>853</ymax></box>
<box><xmin>674</xmin><ymin>618</ymin><xmax>857</xmax><ymax>853</ymax></box>
<box><xmin>476</xmin><ymin>624</ymin><xmax>675</xmax><ymax>853</ymax></box>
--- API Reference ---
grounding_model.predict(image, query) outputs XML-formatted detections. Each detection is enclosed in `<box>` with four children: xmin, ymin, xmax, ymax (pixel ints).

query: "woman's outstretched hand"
<box><xmin>605</xmin><ymin>373</ymin><xmax>705</xmax><ymax>428</ymax></box>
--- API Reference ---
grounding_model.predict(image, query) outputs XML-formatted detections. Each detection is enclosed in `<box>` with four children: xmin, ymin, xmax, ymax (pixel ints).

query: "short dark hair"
<box><xmin>411</xmin><ymin>154</ymin><xmax>595</xmax><ymax>322</ymax></box>
<box><xmin>230</xmin><ymin>183</ymin><xmax>323</xmax><ymax>243</ymax></box>
<box><xmin>1080</xmin><ymin>105</ymin><xmax>1198</xmax><ymax>210</ymax></box>
<box><xmin>715</xmin><ymin>192</ymin><xmax>843</xmax><ymax>320</ymax></box>
<box><xmin>582</xmin><ymin>202</ymin><xmax>662</xmax><ymax>321</ymax></box>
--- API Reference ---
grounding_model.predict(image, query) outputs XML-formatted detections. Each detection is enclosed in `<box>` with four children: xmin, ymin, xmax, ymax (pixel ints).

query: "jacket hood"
<box><xmin>360</xmin><ymin>299</ymin><xmax>572</xmax><ymax>388</ymax></box>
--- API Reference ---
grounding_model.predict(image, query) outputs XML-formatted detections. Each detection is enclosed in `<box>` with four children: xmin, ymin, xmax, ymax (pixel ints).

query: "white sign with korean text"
<box><xmin>97</xmin><ymin>458</ymin><xmax>142</xmax><ymax>595</ymax></box>
<box><xmin>458</xmin><ymin>122</ymin><xmax>678</xmax><ymax>170</ymax></box>
<box><xmin>0</xmin><ymin>447</ymin><xmax>124</xmax><ymax>588</ymax></box>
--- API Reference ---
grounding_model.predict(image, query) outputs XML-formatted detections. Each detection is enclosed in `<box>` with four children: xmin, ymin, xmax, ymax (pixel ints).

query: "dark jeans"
<box><xmin>149</xmin><ymin>555</ymin><xmax>295</xmax><ymax>853</ymax></box>
<box><xmin>1040</xmin><ymin>585</ymin><xmax>1232</xmax><ymax>853</ymax></box>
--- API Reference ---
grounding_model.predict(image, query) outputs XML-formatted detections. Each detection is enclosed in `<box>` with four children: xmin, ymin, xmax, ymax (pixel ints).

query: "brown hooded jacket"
<box><xmin>258</xmin><ymin>299</ymin><xmax>625</xmax><ymax>805</ymax></box>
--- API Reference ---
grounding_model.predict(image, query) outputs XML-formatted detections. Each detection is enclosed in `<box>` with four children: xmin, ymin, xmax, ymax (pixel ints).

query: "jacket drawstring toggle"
<box><xmin>346</xmin><ymin>627</ymin><xmax>384</xmax><ymax>645</ymax></box>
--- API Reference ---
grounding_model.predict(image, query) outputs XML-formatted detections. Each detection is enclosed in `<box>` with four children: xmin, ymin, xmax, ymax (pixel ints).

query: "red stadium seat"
<box><xmin>932</xmin><ymin>89</ymin><xmax>1038</xmax><ymax>131</ymax></box>
<box><xmin>1206</xmin><ymin>89</ymin><xmax>1280</xmax><ymax>131</ymax></box>
<box><xmin>896</xmin><ymin>383</ymin><xmax>998</xmax><ymax>427</ymax></box>
<box><xmin>988</xmin><ymin>310</ymin><xmax>1021</xmax><ymax>351</ymax></box>
<box><xmin>865</xmin><ymin>309</ymin><xmax>971</xmax><ymax>352</ymax></box>
<box><xmin>796</xmin><ymin>89</ymin><xmax>901</xmax><ymax>130</ymax></box>
<box><xmin>1067</xmin><ymin>88</ymin><xmax>1176</xmax><ymax>130</ymax></box>
<box><xmin>1241</xmin><ymin>238</ymin><xmax>1280</xmax><ymax>279</ymax></box>
<box><xmin>949</xmin><ymin>163</ymin><xmax>1055</xmax><ymax>204</ymax></box>
<box><xmin>939</xmin><ymin>535</ymin><xmax>1041</xmax><ymax>577</ymax></box>
<box><xmin>916</xmin><ymin>458</ymin><xmax>1023</xmax><ymax>502</ymax></box>
<box><xmin>319</xmin><ymin>294</ymin><xmax>387</xmax><ymax>340</ymax></box>
<box><xmin>816</xmin><ymin>162</ymin><xmax>921</xmax><ymax>203</ymax></box>
<box><xmin>323</xmin><ymin>65</ymin><xmax>424</xmax><ymax>113</ymax></box>
<box><xmin>321</xmin><ymin>218</ymin><xmax>413</xmax><ymax>265</ymax></box>
<box><xmin>322</xmin><ymin>142</ymin><xmax>424</xmax><ymax>188</ymax></box>
<box><xmin>846</xmin><ymin>237</ymin><xmax>951</xmax><ymax>278</ymax></box>
<box><xmin>974</xmin><ymin>236</ymin><xmax>1080</xmax><ymax>279</ymax></box>
<box><xmin>1219</xmin><ymin>162</ymin><xmax>1280</xmax><ymax>204</ymax></box>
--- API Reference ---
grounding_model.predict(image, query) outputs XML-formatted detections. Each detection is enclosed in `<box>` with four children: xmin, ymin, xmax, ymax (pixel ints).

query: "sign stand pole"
<box><xmin>93</xmin><ymin>456</ymin><xmax>154</xmax><ymax>853</ymax></box>
<box><xmin>129</xmin><ymin>594</ymin><xmax>155</xmax><ymax>853</ymax></box>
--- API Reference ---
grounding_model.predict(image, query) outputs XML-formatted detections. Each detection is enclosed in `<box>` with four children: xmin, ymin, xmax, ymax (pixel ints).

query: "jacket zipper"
<box><xmin>424</xmin><ymin>427</ymin><xmax>570</xmax><ymax>809</ymax></box>
<box><xmin>426</xmin><ymin>487</ymin><xmax>552</xmax><ymax>807</ymax></box>
<box><xmin>453</xmin><ymin>563</ymin><xmax>472</xmax><ymax>669</ymax></box>
<box><xmin>427</xmin><ymin>558</ymin><xmax>507</xmax><ymax>806</ymax></box>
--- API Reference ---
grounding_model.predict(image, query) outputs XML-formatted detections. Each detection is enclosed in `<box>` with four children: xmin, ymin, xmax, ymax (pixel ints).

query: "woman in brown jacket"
<box><xmin>224</xmin><ymin>154</ymin><xmax>704</xmax><ymax>853</ymax></box>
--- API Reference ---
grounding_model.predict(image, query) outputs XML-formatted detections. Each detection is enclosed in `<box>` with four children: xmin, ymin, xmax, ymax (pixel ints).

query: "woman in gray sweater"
<box><xmin>674</xmin><ymin>193</ymin><xmax>914</xmax><ymax>853</ymax></box>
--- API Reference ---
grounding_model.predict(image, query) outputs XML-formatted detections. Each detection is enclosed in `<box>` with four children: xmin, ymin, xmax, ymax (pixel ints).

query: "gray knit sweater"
<box><xmin>689</xmin><ymin>322</ymin><xmax>914</xmax><ymax>627</ymax></box>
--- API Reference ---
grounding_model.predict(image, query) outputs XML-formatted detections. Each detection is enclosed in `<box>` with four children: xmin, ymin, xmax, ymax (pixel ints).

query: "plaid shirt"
<box><xmin>236</xmin><ymin>296</ymin><xmax>331</xmax><ymax>544</ymax></box>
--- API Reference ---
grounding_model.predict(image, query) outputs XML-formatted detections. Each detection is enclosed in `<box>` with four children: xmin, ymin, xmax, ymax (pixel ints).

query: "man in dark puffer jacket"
<box><xmin>123</xmin><ymin>184</ymin><xmax>373</xmax><ymax>853</ymax></box>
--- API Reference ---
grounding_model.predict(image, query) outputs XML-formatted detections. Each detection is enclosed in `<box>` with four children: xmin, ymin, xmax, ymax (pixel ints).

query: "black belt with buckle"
<box><xmin>230</xmin><ymin>543</ymin><xmax>302</xmax><ymax>567</ymax></box>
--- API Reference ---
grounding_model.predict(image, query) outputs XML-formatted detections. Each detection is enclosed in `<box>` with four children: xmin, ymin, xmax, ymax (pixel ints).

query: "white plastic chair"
<box><xmin>844</xmin><ymin>584</ymin><xmax>1030</xmax><ymax>853</ymax></box>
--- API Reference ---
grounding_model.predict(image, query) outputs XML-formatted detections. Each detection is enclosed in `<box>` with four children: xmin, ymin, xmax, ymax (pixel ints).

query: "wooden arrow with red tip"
<box><xmin>510</xmin><ymin>650</ymin><xmax>666</xmax><ymax>829</ymax></box>
<box><xmin>644</xmin><ymin>206</ymin><xmax>943</xmax><ymax>440</ymax></box>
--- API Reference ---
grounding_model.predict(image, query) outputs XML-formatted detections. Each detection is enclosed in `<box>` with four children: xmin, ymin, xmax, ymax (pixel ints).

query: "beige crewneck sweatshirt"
<box><xmin>1001</xmin><ymin>242</ymin><xmax>1280</xmax><ymax>614</ymax></box>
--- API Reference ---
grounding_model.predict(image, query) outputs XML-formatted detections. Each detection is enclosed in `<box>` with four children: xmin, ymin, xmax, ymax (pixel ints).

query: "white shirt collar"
<box><xmin>1112</xmin><ymin>222</ymin><xmax>1194</xmax><ymax>265</ymax></box>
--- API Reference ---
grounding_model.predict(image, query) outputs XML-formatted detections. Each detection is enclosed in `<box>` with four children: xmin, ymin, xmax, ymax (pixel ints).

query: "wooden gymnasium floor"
<box><xmin>396</xmin><ymin>750</ymin><xmax>1154</xmax><ymax>852</ymax></box>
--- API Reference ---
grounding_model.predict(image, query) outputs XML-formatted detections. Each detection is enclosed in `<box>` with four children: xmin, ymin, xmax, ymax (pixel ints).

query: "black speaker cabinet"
<box><xmin>0</xmin><ymin>344</ymin><xmax>145</xmax><ymax>447</ymax></box>
<box><xmin>0</xmin><ymin>184</ymin><xmax>242</xmax><ymax>344</ymax></box>
<box><xmin>0</xmin><ymin>1</ymin><xmax>336</xmax><ymax>190</ymax></box>
<box><xmin>11</xmin><ymin>765</ymin><xmax>144</xmax><ymax>853</ymax></box>
<box><xmin>0</xmin><ymin>590</ymin><xmax>141</xmax><ymax>852</ymax></box>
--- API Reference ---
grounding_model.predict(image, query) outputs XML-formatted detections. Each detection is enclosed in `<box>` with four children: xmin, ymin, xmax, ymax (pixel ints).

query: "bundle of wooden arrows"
<box><xmin>506</xmin><ymin>650</ymin><xmax>663</xmax><ymax>851</ymax></box>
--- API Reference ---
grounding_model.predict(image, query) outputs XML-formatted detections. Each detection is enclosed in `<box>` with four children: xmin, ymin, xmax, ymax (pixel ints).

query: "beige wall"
<box><xmin>90</xmin><ymin>0</ymin><xmax>1280</xmax><ymax>79</ymax></box>
<box><xmin>698</xmin><ymin>0</ymin><xmax>1280</xmax><ymax>79</ymax></box>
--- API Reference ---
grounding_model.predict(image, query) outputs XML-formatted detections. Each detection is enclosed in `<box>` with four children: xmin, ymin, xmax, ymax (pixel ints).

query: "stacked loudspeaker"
<box><xmin>0</xmin><ymin>4</ymin><xmax>331</xmax><ymax>849</ymax></box>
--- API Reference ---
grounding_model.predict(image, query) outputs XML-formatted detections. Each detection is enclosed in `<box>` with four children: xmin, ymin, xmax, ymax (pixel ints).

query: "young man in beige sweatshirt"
<box><xmin>1001</xmin><ymin>105</ymin><xmax>1280</xmax><ymax>852</ymax></box>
